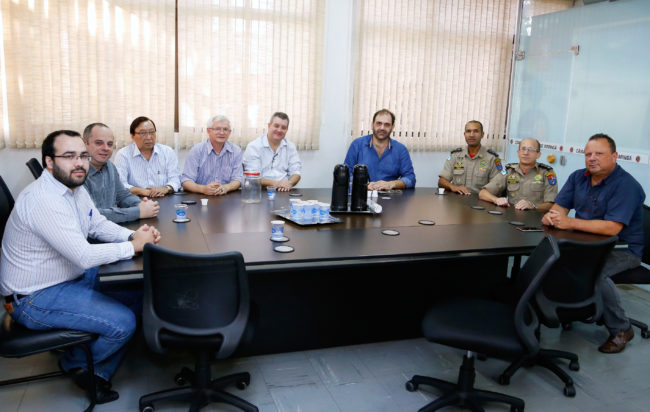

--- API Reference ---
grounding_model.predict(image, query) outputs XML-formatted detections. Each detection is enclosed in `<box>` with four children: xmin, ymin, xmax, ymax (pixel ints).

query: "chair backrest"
<box><xmin>25</xmin><ymin>158</ymin><xmax>43</xmax><ymax>179</ymax></box>
<box><xmin>641</xmin><ymin>204</ymin><xmax>649</xmax><ymax>265</ymax></box>
<box><xmin>0</xmin><ymin>176</ymin><xmax>15</xmax><ymax>244</ymax></box>
<box><xmin>142</xmin><ymin>243</ymin><xmax>250</xmax><ymax>359</ymax></box>
<box><xmin>513</xmin><ymin>235</ymin><xmax>561</xmax><ymax>353</ymax></box>
<box><xmin>534</xmin><ymin>235</ymin><xmax>618</xmax><ymax>327</ymax></box>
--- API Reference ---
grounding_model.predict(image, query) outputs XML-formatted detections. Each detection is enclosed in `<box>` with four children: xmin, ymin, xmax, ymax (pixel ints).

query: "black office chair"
<box><xmin>138</xmin><ymin>244</ymin><xmax>258</xmax><ymax>412</ymax></box>
<box><xmin>0</xmin><ymin>175</ymin><xmax>99</xmax><ymax>412</ymax></box>
<box><xmin>610</xmin><ymin>204</ymin><xmax>650</xmax><ymax>338</ymax></box>
<box><xmin>499</xmin><ymin>235</ymin><xmax>618</xmax><ymax>397</ymax></box>
<box><xmin>25</xmin><ymin>158</ymin><xmax>43</xmax><ymax>179</ymax></box>
<box><xmin>406</xmin><ymin>235</ymin><xmax>561</xmax><ymax>412</ymax></box>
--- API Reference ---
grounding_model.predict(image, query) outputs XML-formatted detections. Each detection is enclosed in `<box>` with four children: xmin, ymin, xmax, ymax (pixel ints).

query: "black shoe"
<box><xmin>60</xmin><ymin>362</ymin><xmax>118</xmax><ymax>404</ymax></box>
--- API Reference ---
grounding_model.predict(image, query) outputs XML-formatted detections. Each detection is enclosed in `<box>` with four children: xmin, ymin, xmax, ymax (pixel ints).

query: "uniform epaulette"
<box><xmin>506</xmin><ymin>163</ymin><xmax>517</xmax><ymax>169</ymax></box>
<box><xmin>450</xmin><ymin>147</ymin><xmax>462</xmax><ymax>154</ymax></box>
<box><xmin>537</xmin><ymin>163</ymin><xmax>552</xmax><ymax>170</ymax></box>
<box><xmin>487</xmin><ymin>149</ymin><xmax>500</xmax><ymax>158</ymax></box>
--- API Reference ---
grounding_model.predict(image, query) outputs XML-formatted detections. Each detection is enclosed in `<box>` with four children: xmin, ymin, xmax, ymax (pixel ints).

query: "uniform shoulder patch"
<box><xmin>546</xmin><ymin>171</ymin><xmax>557</xmax><ymax>186</ymax></box>
<box><xmin>538</xmin><ymin>163</ymin><xmax>552</xmax><ymax>170</ymax></box>
<box><xmin>494</xmin><ymin>157</ymin><xmax>503</xmax><ymax>172</ymax></box>
<box><xmin>448</xmin><ymin>147</ymin><xmax>462</xmax><ymax>160</ymax></box>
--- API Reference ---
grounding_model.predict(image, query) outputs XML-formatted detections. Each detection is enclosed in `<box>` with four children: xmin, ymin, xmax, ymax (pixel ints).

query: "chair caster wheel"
<box><xmin>569</xmin><ymin>360</ymin><xmax>580</xmax><ymax>371</ymax></box>
<box><xmin>641</xmin><ymin>330</ymin><xmax>650</xmax><ymax>339</ymax></box>
<box><xmin>561</xmin><ymin>322</ymin><xmax>572</xmax><ymax>331</ymax></box>
<box><xmin>498</xmin><ymin>374</ymin><xmax>510</xmax><ymax>385</ymax></box>
<box><xmin>563</xmin><ymin>385</ymin><xmax>576</xmax><ymax>397</ymax></box>
<box><xmin>236</xmin><ymin>380</ymin><xmax>248</xmax><ymax>390</ymax></box>
<box><xmin>405</xmin><ymin>380</ymin><xmax>418</xmax><ymax>392</ymax></box>
<box><xmin>174</xmin><ymin>373</ymin><xmax>188</xmax><ymax>386</ymax></box>
<box><xmin>140</xmin><ymin>403</ymin><xmax>154</xmax><ymax>412</ymax></box>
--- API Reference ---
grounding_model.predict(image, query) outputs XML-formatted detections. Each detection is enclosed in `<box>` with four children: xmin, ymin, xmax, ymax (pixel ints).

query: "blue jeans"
<box><xmin>9</xmin><ymin>269</ymin><xmax>137</xmax><ymax>381</ymax></box>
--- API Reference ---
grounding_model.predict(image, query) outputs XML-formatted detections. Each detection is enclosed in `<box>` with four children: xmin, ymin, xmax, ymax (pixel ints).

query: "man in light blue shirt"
<box><xmin>243</xmin><ymin>112</ymin><xmax>302</xmax><ymax>191</ymax></box>
<box><xmin>181</xmin><ymin>115</ymin><xmax>243</xmax><ymax>195</ymax></box>
<box><xmin>344</xmin><ymin>109</ymin><xmax>416</xmax><ymax>190</ymax></box>
<box><xmin>114</xmin><ymin>116</ymin><xmax>181</xmax><ymax>198</ymax></box>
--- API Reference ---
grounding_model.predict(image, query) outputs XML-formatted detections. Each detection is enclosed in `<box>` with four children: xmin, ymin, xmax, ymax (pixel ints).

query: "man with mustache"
<box><xmin>0</xmin><ymin>130</ymin><xmax>161</xmax><ymax>403</ymax></box>
<box><xmin>243</xmin><ymin>112</ymin><xmax>302</xmax><ymax>192</ymax></box>
<box><xmin>83</xmin><ymin>123</ymin><xmax>159</xmax><ymax>222</ymax></box>
<box><xmin>344</xmin><ymin>109</ymin><xmax>416</xmax><ymax>190</ymax></box>
<box><xmin>542</xmin><ymin>133</ymin><xmax>646</xmax><ymax>353</ymax></box>
<box><xmin>479</xmin><ymin>138</ymin><xmax>557</xmax><ymax>211</ymax></box>
<box><xmin>438</xmin><ymin>120</ymin><xmax>505</xmax><ymax>195</ymax></box>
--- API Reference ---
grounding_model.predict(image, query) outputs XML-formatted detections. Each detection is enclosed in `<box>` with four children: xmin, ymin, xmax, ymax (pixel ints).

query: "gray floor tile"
<box><xmin>270</xmin><ymin>383</ymin><xmax>340</xmax><ymax>412</ymax></box>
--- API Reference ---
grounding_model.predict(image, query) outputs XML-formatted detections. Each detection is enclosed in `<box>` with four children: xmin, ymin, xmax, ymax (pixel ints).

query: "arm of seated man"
<box><xmin>479</xmin><ymin>188</ymin><xmax>509</xmax><ymax>207</ymax></box>
<box><xmin>368</xmin><ymin>179</ymin><xmax>406</xmax><ymax>191</ymax></box>
<box><xmin>438</xmin><ymin>177</ymin><xmax>471</xmax><ymax>195</ymax></box>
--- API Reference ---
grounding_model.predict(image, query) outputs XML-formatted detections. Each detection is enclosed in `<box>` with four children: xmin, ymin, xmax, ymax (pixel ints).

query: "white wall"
<box><xmin>0</xmin><ymin>0</ymin><xmax>450</xmax><ymax>196</ymax></box>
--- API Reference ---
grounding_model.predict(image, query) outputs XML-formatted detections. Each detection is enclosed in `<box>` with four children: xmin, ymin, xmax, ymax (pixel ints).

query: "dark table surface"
<box><xmin>100</xmin><ymin>187</ymin><xmax>604</xmax><ymax>277</ymax></box>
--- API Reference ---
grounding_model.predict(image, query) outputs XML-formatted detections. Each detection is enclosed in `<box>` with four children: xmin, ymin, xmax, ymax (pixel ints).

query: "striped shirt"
<box><xmin>181</xmin><ymin>140</ymin><xmax>244</xmax><ymax>186</ymax></box>
<box><xmin>114</xmin><ymin>143</ymin><xmax>181</xmax><ymax>191</ymax></box>
<box><xmin>84</xmin><ymin>161</ymin><xmax>142</xmax><ymax>223</ymax></box>
<box><xmin>0</xmin><ymin>171</ymin><xmax>135</xmax><ymax>296</ymax></box>
<box><xmin>242</xmin><ymin>134</ymin><xmax>302</xmax><ymax>181</ymax></box>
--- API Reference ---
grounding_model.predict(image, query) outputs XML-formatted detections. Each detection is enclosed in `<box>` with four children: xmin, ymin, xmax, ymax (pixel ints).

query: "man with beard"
<box><xmin>344</xmin><ymin>109</ymin><xmax>416</xmax><ymax>190</ymax></box>
<box><xmin>542</xmin><ymin>133</ymin><xmax>645</xmax><ymax>353</ymax></box>
<box><xmin>438</xmin><ymin>120</ymin><xmax>505</xmax><ymax>195</ymax></box>
<box><xmin>243</xmin><ymin>112</ymin><xmax>302</xmax><ymax>191</ymax></box>
<box><xmin>0</xmin><ymin>130</ymin><xmax>161</xmax><ymax>403</ymax></box>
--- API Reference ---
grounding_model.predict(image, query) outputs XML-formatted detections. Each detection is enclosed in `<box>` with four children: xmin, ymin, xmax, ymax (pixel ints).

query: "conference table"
<box><xmin>99</xmin><ymin>188</ymin><xmax>603</xmax><ymax>355</ymax></box>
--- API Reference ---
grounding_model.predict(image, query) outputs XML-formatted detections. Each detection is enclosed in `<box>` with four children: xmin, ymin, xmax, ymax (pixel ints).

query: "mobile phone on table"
<box><xmin>516</xmin><ymin>226</ymin><xmax>543</xmax><ymax>232</ymax></box>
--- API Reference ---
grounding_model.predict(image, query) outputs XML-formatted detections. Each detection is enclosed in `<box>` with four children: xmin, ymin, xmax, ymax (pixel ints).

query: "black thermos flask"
<box><xmin>351</xmin><ymin>164</ymin><xmax>369</xmax><ymax>211</ymax></box>
<box><xmin>331</xmin><ymin>164</ymin><xmax>349</xmax><ymax>212</ymax></box>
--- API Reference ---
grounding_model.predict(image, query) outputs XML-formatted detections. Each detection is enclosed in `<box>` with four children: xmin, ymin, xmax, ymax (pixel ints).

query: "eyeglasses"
<box><xmin>53</xmin><ymin>153</ymin><xmax>92</xmax><ymax>162</ymax></box>
<box><xmin>208</xmin><ymin>127</ymin><xmax>231</xmax><ymax>133</ymax></box>
<box><xmin>518</xmin><ymin>147</ymin><xmax>538</xmax><ymax>153</ymax></box>
<box><xmin>134</xmin><ymin>130</ymin><xmax>156</xmax><ymax>137</ymax></box>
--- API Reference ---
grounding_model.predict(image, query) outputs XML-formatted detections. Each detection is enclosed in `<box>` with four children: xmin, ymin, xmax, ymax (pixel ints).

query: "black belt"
<box><xmin>3</xmin><ymin>294</ymin><xmax>27</xmax><ymax>303</ymax></box>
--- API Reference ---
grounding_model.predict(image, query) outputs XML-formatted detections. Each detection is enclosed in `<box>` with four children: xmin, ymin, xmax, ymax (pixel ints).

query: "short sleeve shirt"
<box><xmin>439</xmin><ymin>146</ymin><xmax>504</xmax><ymax>194</ymax></box>
<box><xmin>554</xmin><ymin>165</ymin><xmax>646</xmax><ymax>258</ymax></box>
<box><xmin>483</xmin><ymin>162</ymin><xmax>558</xmax><ymax>205</ymax></box>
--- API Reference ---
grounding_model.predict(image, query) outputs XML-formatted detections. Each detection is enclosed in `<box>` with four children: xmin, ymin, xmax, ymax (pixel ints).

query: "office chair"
<box><xmin>406</xmin><ymin>235</ymin><xmax>561</xmax><ymax>412</ymax></box>
<box><xmin>25</xmin><ymin>158</ymin><xmax>43</xmax><ymax>179</ymax></box>
<box><xmin>0</xmin><ymin>175</ymin><xmax>99</xmax><ymax>412</ymax></box>
<box><xmin>610</xmin><ymin>204</ymin><xmax>650</xmax><ymax>338</ymax></box>
<box><xmin>138</xmin><ymin>244</ymin><xmax>258</xmax><ymax>412</ymax></box>
<box><xmin>499</xmin><ymin>235</ymin><xmax>618</xmax><ymax>397</ymax></box>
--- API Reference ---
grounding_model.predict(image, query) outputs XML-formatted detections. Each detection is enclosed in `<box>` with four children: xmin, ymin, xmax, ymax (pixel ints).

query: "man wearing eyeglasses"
<box><xmin>243</xmin><ymin>112</ymin><xmax>302</xmax><ymax>191</ymax></box>
<box><xmin>1</xmin><ymin>130</ymin><xmax>161</xmax><ymax>403</ymax></box>
<box><xmin>114</xmin><ymin>116</ymin><xmax>181</xmax><ymax>198</ymax></box>
<box><xmin>438</xmin><ymin>120</ymin><xmax>505</xmax><ymax>195</ymax></box>
<box><xmin>82</xmin><ymin>123</ymin><xmax>160</xmax><ymax>222</ymax></box>
<box><xmin>542</xmin><ymin>134</ymin><xmax>645</xmax><ymax>354</ymax></box>
<box><xmin>479</xmin><ymin>138</ymin><xmax>557</xmax><ymax>211</ymax></box>
<box><xmin>181</xmin><ymin>115</ymin><xmax>243</xmax><ymax>195</ymax></box>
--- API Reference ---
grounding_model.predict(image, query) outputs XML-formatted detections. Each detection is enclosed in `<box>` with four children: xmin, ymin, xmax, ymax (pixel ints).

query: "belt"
<box><xmin>3</xmin><ymin>294</ymin><xmax>27</xmax><ymax>303</ymax></box>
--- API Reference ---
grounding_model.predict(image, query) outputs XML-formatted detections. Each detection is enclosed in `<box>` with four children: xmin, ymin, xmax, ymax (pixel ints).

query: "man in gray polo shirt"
<box><xmin>83</xmin><ymin>123</ymin><xmax>159</xmax><ymax>223</ymax></box>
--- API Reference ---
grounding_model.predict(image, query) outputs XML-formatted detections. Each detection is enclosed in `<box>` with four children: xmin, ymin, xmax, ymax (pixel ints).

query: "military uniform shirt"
<box><xmin>483</xmin><ymin>162</ymin><xmax>558</xmax><ymax>206</ymax></box>
<box><xmin>439</xmin><ymin>146</ymin><xmax>504</xmax><ymax>194</ymax></box>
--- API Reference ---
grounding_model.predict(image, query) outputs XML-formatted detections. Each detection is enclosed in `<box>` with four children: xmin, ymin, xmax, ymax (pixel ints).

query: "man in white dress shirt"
<box><xmin>243</xmin><ymin>112</ymin><xmax>302</xmax><ymax>191</ymax></box>
<box><xmin>114</xmin><ymin>116</ymin><xmax>181</xmax><ymax>198</ymax></box>
<box><xmin>0</xmin><ymin>130</ymin><xmax>160</xmax><ymax>403</ymax></box>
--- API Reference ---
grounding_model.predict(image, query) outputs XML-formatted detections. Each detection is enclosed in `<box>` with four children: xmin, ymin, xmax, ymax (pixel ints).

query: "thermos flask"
<box><xmin>331</xmin><ymin>164</ymin><xmax>349</xmax><ymax>212</ymax></box>
<box><xmin>351</xmin><ymin>164</ymin><xmax>369</xmax><ymax>211</ymax></box>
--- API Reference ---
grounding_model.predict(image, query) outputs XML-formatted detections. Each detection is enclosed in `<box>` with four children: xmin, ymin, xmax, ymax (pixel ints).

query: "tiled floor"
<box><xmin>2</xmin><ymin>285</ymin><xmax>650</xmax><ymax>412</ymax></box>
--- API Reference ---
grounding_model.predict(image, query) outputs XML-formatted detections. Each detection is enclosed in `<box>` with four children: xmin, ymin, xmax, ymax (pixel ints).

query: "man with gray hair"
<box><xmin>181</xmin><ymin>115</ymin><xmax>244</xmax><ymax>195</ymax></box>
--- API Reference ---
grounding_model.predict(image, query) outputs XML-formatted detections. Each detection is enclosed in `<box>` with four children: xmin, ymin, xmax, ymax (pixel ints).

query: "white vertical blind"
<box><xmin>177</xmin><ymin>0</ymin><xmax>325</xmax><ymax>150</ymax></box>
<box><xmin>0</xmin><ymin>0</ymin><xmax>175</xmax><ymax>148</ymax></box>
<box><xmin>352</xmin><ymin>0</ymin><xmax>518</xmax><ymax>152</ymax></box>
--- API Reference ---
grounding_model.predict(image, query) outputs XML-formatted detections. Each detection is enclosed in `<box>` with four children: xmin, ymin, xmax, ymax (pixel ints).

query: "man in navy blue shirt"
<box><xmin>344</xmin><ymin>109</ymin><xmax>416</xmax><ymax>190</ymax></box>
<box><xmin>542</xmin><ymin>133</ymin><xmax>646</xmax><ymax>353</ymax></box>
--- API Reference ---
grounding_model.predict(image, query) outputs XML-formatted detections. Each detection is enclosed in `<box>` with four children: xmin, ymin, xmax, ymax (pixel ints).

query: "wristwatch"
<box><xmin>128</xmin><ymin>232</ymin><xmax>135</xmax><ymax>241</ymax></box>
<box><xmin>165</xmin><ymin>185</ymin><xmax>174</xmax><ymax>194</ymax></box>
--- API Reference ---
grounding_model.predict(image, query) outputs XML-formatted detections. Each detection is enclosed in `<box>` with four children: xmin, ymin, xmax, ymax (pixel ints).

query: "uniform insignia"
<box><xmin>535</xmin><ymin>174</ymin><xmax>542</xmax><ymax>181</ymax></box>
<box><xmin>538</xmin><ymin>163</ymin><xmax>552</xmax><ymax>170</ymax></box>
<box><xmin>547</xmin><ymin>172</ymin><xmax>557</xmax><ymax>186</ymax></box>
<box><xmin>454</xmin><ymin>161</ymin><xmax>464</xmax><ymax>169</ymax></box>
<box><xmin>480</xmin><ymin>160</ymin><xmax>487</xmax><ymax>167</ymax></box>
<box><xmin>507</xmin><ymin>175</ymin><xmax>519</xmax><ymax>184</ymax></box>
<box><xmin>487</xmin><ymin>149</ymin><xmax>500</xmax><ymax>157</ymax></box>
<box><xmin>495</xmin><ymin>158</ymin><xmax>503</xmax><ymax>171</ymax></box>
<box><xmin>448</xmin><ymin>147</ymin><xmax>462</xmax><ymax>160</ymax></box>
<box><xmin>501</xmin><ymin>169</ymin><xmax>507</xmax><ymax>175</ymax></box>
<box><xmin>479</xmin><ymin>167</ymin><xmax>487</xmax><ymax>173</ymax></box>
